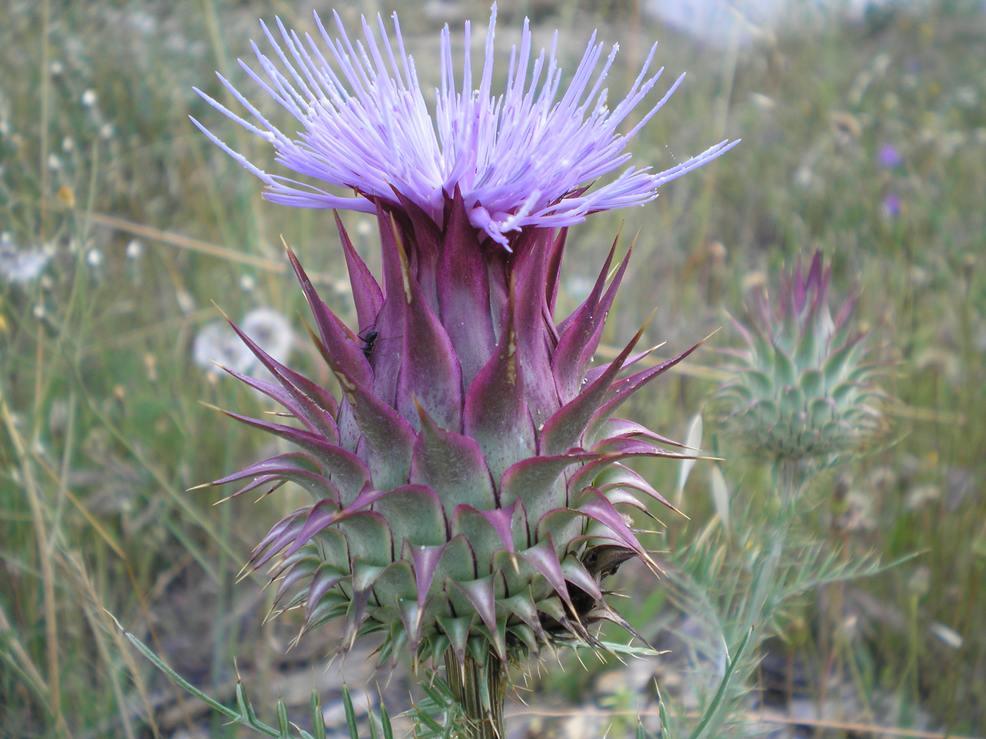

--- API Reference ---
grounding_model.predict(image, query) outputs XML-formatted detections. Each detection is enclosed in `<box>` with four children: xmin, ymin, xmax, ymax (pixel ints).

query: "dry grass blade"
<box><xmin>44</xmin><ymin>201</ymin><xmax>342</xmax><ymax>287</ymax></box>
<box><xmin>0</xmin><ymin>602</ymin><xmax>50</xmax><ymax>706</ymax></box>
<box><xmin>0</xmin><ymin>395</ymin><xmax>68</xmax><ymax>737</ymax></box>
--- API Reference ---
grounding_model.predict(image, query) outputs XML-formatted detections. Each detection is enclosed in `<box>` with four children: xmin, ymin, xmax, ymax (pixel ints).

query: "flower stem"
<box><xmin>444</xmin><ymin>650</ymin><xmax>506</xmax><ymax>738</ymax></box>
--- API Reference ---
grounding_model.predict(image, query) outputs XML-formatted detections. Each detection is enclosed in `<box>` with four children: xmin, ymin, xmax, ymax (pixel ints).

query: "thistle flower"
<box><xmin>191</xmin><ymin>4</ymin><xmax>736</xmax><ymax>247</ymax></box>
<box><xmin>194</xmin><ymin>5</ymin><xmax>733</xmax><ymax>679</ymax></box>
<box><xmin>716</xmin><ymin>252</ymin><xmax>887</xmax><ymax>464</ymax></box>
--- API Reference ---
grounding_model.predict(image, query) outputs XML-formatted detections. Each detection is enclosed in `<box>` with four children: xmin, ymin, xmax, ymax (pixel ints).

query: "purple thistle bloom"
<box><xmin>878</xmin><ymin>143</ymin><xmax>903</xmax><ymax>169</ymax></box>
<box><xmin>194</xmin><ymin>4</ymin><xmax>735</xmax><ymax>677</ymax></box>
<box><xmin>882</xmin><ymin>192</ymin><xmax>901</xmax><ymax>218</ymax></box>
<box><xmin>191</xmin><ymin>4</ymin><xmax>737</xmax><ymax>247</ymax></box>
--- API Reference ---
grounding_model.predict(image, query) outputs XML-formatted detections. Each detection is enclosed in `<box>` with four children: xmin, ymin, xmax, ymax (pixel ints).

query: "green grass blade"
<box><xmin>311</xmin><ymin>689</ymin><xmax>327</xmax><ymax>739</ymax></box>
<box><xmin>342</xmin><ymin>685</ymin><xmax>360</xmax><ymax>738</ymax></box>
<box><xmin>687</xmin><ymin>626</ymin><xmax>753</xmax><ymax>739</ymax></box>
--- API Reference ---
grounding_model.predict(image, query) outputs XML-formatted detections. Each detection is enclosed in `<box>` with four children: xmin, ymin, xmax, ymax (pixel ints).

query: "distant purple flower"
<box><xmin>878</xmin><ymin>143</ymin><xmax>903</xmax><ymax>169</ymax></box>
<box><xmin>192</xmin><ymin>4</ymin><xmax>737</xmax><ymax>247</ymax></box>
<box><xmin>882</xmin><ymin>192</ymin><xmax>901</xmax><ymax>218</ymax></box>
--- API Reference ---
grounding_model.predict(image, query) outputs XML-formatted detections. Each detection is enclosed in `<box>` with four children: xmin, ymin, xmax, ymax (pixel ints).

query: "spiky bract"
<box><xmin>715</xmin><ymin>252</ymin><xmax>887</xmax><ymax>463</ymax></box>
<box><xmin>205</xmin><ymin>199</ymin><xmax>703</xmax><ymax>666</ymax></box>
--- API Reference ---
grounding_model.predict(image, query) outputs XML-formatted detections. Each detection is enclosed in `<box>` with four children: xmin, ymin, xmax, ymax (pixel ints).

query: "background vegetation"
<box><xmin>1</xmin><ymin>0</ymin><xmax>983</xmax><ymax>736</ymax></box>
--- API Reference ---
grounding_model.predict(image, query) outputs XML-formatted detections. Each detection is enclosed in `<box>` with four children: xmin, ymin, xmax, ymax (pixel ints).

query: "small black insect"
<box><xmin>581</xmin><ymin>545</ymin><xmax>635</xmax><ymax>579</ymax></box>
<box><xmin>358</xmin><ymin>327</ymin><xmax>378</xmax><ymax>359</ymax></box>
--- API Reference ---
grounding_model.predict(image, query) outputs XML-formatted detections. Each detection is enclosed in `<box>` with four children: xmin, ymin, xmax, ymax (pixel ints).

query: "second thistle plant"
<box><xmin>715</xmin><ymin>252</ymin><xmax>887</xmax><ymax>467</ymax></box>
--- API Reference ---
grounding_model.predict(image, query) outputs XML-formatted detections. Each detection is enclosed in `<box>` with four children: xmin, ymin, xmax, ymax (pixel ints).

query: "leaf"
<box><xmin>342</xmin><ymin>685</ymin><xmax>359</xmax><ymax>738</ymax></box>
<box><xmin>688</xmin><ymin>627</ymin><xmax>753</xmax><ymax>739</ymax></box>
<box><xmin>372</xmin><ymin>484</ymin><xmax>448</xmax><ymax>548</ymax></box>
<box><xmin>311</xmin><ymin>689</ymin><xmax>327</xmax><ymax>739</ymax></box>
<box><xmin>396</xmin><ymin>238</ymin><xmax>463</xmax><ymax>430</ymax></box>
<box><xmin>709</xmin><ymin>465</ymin><xmax>730</xmax><ymax>531</ymax></box>
<box><xmin>675</xmin><ymin>413</ymin><xmax>703</xmax><ymax>505</ymax></box>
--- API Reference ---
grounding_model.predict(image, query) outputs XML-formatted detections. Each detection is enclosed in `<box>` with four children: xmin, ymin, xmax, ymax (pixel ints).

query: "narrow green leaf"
<box><xmin>379</xmin><ymin>695</ymin><xmax>394</xmax><ymax>739</ymax></box>
<box><xmin>276</xmin><ymin>700</ymin><xmax>290</xmax><ymax>737</ymax></box>
<box><xmin>311</xmin><ymin>690</ymin><xmax>327</xmax><ymax>739</ymax></box>
<box><xmin>688</xmin><ymin>626</ymin><xmax>753</xmax><ymax>739</ymax></box>
<box><xmin>343</xmin><ymin>685</ymin><xmax>360</xmax><ymax>738</ymax></box>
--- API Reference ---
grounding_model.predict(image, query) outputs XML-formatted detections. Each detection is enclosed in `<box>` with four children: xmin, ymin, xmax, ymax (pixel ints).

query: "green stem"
<box><xmin>444</xmin><ymin>651</ymin><xmax>506</xmax><ymax>739</ymax></box>
<box><xmin>776</xmin><ymin>457</ymin><xmax>806</xmax><ymax>511</ymax></box>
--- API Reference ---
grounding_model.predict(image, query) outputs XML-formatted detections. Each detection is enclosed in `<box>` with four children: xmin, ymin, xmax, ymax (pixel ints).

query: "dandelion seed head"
<box><xmin>0</xmin><ymin>239</ymin><xmax>53</xmax><ymax>285</ymax></box>
<box><xmin>193</xmin><ymin>321</ymin><xmax>253</xmax><ymax>375</ymax></box>
<box><xmin>242</xmin><ymin>307</ymin><xmax>293</xmax><ymax>365</ymax></box>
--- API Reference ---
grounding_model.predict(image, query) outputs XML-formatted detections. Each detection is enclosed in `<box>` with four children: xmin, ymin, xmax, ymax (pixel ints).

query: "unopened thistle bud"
<box><xmin>715</xmin><ymin>252</ymin><xmax>887</xmax><ymax>464</ymax></box>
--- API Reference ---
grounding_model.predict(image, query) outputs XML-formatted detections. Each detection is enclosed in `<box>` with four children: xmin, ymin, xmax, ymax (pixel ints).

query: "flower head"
<box><xmin>715</xmin><ymin>253</ymin><xmax>888</xmax><ymax>463</ymax></box>
<box><xmin>192</xmin><ymin>4</ymin><xmax>736</xmax><ymax>246</ymax></box>
<box><xmin>196</xmin><ymin>5</ymin><xmax>732</xmax><ymax>669</ymax></box>
<box><xmin>877</xmin><ymin>143</ymin><xmax>903</xmax><ymax>169</ymax></box>
<box><xmin>0</xmin><ymin>236</ymin><xmax>52</xmax><ymax>285</ymax></box>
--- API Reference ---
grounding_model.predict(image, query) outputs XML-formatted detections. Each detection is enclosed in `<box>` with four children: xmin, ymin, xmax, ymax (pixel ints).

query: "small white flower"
<box><xmin>47</xmin><ymin>153</ymin><xmax>62</xmax><ymax>170</ymax></box>
<box><xmin>564</xmin><ymin>275</ymin><xmax>595</xmax><ymax>304</ymax></box>
<box><xmin>242</xmin><ymin>307</ymin><xmax>293</xmax><ymax>365</ymax></box>
<box><xmin>125</xmin><ymin>239</ymin><xmax>144</xmax><ymax>259</ymax></box>
<box><xmin>81</xmin><ymin>89</ymin><xmax>98</xmax><ymax>107</ymax></box>
<box><xmin>0</xmin><ymin>241</ymin><xmax>52</xmax><ymax>285</ymax></box>
<box><xmin>86</xmin><ymin>248</ymin><xmax>103</xmax><ymax>268</ymax></box>
<box><xmin>50</xmin><ymin>60</ymin><xmax>64</xmax><ymax>75</ymax></box>
<box><xmin>794</xmin><ymin>165</ymin><xmax>817</xmax><ymax>188</ymax></box>
<box><xmin>750</xmin><ymin>93</ymin><xmax>776</xmax><ymax>111</ymax></box>
<box><xmin>929</xmin><ymin>622</ymin><xmax>963</xmax><ymax>650</ymax></box>
<box><xmin>239</xmin><ymin>274</ymin><xmax>256</xmax><ymax>292</ymax></box>
<box><xmin>176</xmin><ymin>289</ymin><xmax>195</xmax><ymax>314</ymax></box>
<box><xmin>99</xmin><ymin>123</ymin><xmax>115</xmax><ymax>140</ymax></box>
<box><xmin>193</xmin><ymin>321</ymin><xmax>253</xmax><ymax>375</ymax></box>
<box><xmin>954</xmin><ymin>85</ymin><xmax>977</xmax><ymax>108</ymax></box>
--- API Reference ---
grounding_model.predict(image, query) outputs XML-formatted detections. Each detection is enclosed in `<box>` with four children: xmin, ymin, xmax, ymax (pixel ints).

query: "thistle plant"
<box><xmin>666</xmin><ymin>253</ymin><xmax>896</xmax><ymax>737</ymax></box>
<box><xmin>715</xmin><ymin>252</ymin><xmax>887</xmax><ymax>475</ymax></box>
<box><xmin>192</xmin><ymin>6</ymin><xmax>735</xmax><ymax>734</ymax></box>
